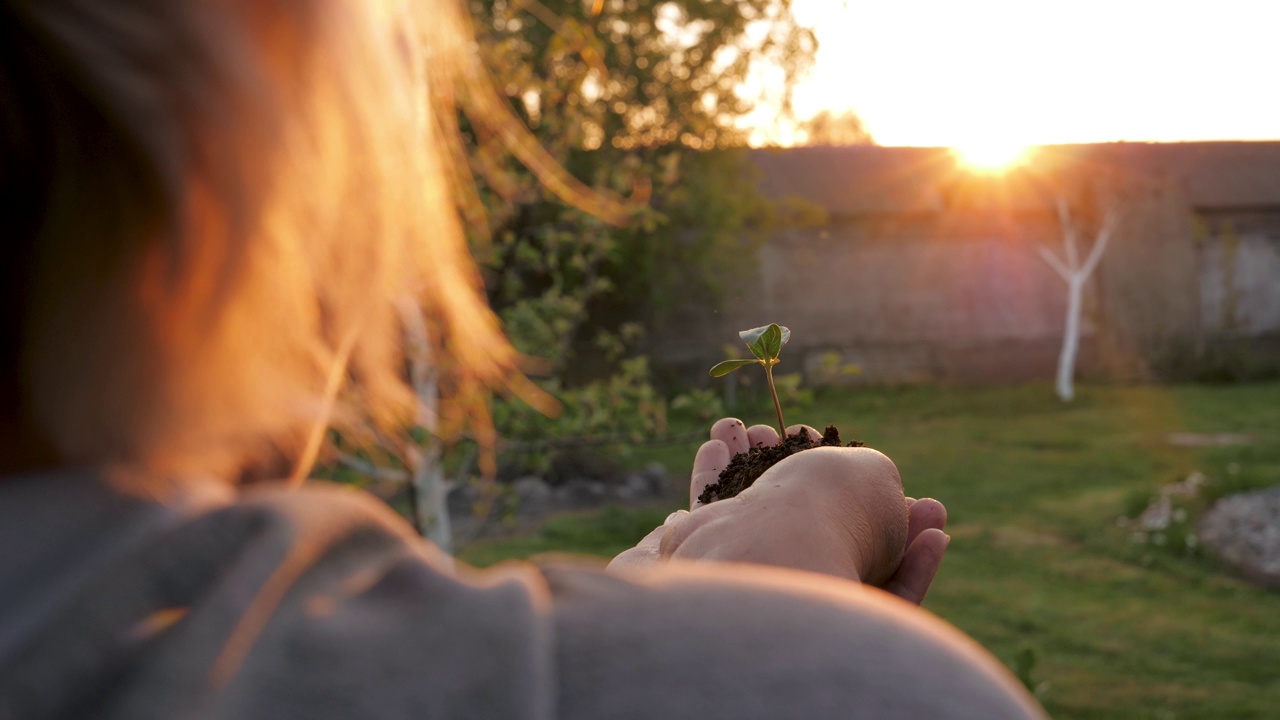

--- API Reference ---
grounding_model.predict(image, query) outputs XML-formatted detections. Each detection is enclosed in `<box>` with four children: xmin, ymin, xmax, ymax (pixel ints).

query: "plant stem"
<box><xmin>764</xmin><ymin>362</ymin><xmax>786</xmax><ymax>437</ymax></box>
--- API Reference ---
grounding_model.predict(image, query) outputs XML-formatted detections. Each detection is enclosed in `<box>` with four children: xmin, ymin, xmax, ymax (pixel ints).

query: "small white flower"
<box><xmin>1152</xmin><ymin>533</ymin><xmax>1167</xmax><ymax>546</ymax></box>
<box><xmin>1172</xmin><ymin>509</ymin><xmax>1187</xmax><ymax>523</ymax></box>
<box><xmin>1185</xmin><ymin>533</ymin><xmax>1199</xmax><ymax>548</ymax></box>
<box><xmin>1139</xmin><ymin>495</ymin><xmax>1173</xmax><ymax>530</ymax></box>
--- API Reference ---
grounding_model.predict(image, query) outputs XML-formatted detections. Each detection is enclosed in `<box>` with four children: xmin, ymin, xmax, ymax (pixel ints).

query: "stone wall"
<box><xmin>1193</xmin><ymin>211</ymin><xmax>1280</xmax><ymax>379</ymax></box>
<box><xmin>1199</xmin><ymin>212</ymin><xmax>1280</xmax><ymax>337</ymax></box>
<box><xmin>659</xmin><ymin>209</ymin><xmax>1276</xmax><ymax>387</ymax></box>
<box><xmin>652</xmin><ymin>144</ymin><xmax>1280</xmax><ymax>387</ymax></box>
<box><xmin>720</xmin><ymin>212</ymin><xmax>1099</xmax><ymax>384</ymax></box>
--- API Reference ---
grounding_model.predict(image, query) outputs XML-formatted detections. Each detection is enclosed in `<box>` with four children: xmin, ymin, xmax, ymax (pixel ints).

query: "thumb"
<box><xmin>690</xmin><ymin>439</ymin><xmax>731</xmax><ymax>508</ymax></box>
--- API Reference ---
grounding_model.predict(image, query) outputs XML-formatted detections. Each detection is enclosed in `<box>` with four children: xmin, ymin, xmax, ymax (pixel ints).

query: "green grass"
<box><xmin>459</xmin><ymin>382</ymin><xmax>1280</xmax><ymax>719</ymax></box>
<box><xmin>457</xmin><ymin>505</ymin><xmax>674</xmax><ymax>567</ymax></box>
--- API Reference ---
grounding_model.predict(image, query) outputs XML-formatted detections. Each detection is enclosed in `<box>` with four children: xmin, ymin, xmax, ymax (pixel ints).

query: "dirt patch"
<box><xmin>1165</xmin><ymin>432</ymin><xmax>1255</xmax><ymax>447</ymax></box>
<box><xmin>697</xmin><ymin>425</ymin><xmax>864</xmax><ymax>505</ymax></box>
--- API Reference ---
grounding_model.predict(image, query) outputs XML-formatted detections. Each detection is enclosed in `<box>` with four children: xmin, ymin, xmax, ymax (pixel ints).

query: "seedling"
<box><xmin>709</xmin><ymin>323</ymin><xmax>791</xmax><ymax>437</ymax></box>
<box><xmin>702</xmin><ymin>324</ymin><xmax>869</xmax><ymax>505</ymax></box>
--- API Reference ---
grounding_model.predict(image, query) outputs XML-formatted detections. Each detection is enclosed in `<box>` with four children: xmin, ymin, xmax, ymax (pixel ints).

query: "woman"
<box><xmin>0</xmin><ymin>0</ymin><xmax>1045</xmax><ymax>717</ymax></box>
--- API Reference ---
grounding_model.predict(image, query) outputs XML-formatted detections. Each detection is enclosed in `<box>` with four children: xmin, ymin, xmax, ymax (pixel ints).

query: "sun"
<box><xmin>953</xmin><ymin>141</ymin><xmax>1032</xmax><ymax>173</ymax></box>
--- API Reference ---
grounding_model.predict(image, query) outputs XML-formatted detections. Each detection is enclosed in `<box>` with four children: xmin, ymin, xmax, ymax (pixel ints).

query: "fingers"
<box><xmin>885</xmin><ymin>497</ymin><xmax>948</xmax><ymax>603</ymax></box>
<box><xmin>606</xmin><ymin>522</ymin><xmax>668</xmax><ymax>571</ymax></box>
<box><xmin>689</xmin><ymin>439</ymin><xmax>732</xmax><ymax>508</ymax></box>
<box><xmin>607</xmin><ymin>510</ymin><xmax>689</xmax><ymax>572</ymax></box>
<box><xmin>709</xmin><ymin>417</ymin><xmax>750</xmax><ymax>456</ymax></box>
<box><xmin>746</xmin><ymin>424</ymin><xmax>779</xmax><ymax>448</ymax></box>
<box><xmin>785</xmin><ymin>424</ymin><xmax>822</xmax><ymax>442</ymax></box>
<box><xmin>906</xmin><ymin>497</ymin><xmax>947</xmax><ymax>548</ymax></box>
<box><xmin>884</xmin><ymin>527</ymin><xmax>949</xmax><ymax>605</ymax></box>
<box><xmin>695</xmin><ymin>419</ymin><xmax>823</xmax><ymax>508</ymax></box>
<box><xmin>743</xmin><ymin>423</ymin><xmax>820</xmax><ymax>448</ymax></box>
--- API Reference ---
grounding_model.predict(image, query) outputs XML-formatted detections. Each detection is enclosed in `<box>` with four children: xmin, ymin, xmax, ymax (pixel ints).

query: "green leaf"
<box><xmin>709</xmin><ymin>359</ymin><xmax>758</xmax><ymax>377</ymax></box>
<box><xmin>739</xmin><ymin>323</ymin><xmax>790</xmax><ymax>361</ymax></box>
<box><xmin>759</xmin><ymin>324</ymin><xmax>783</xmax><ymax>358</ymax></box>
<box><xmin>738</xmin><ymin>325</ymin><xmax>768</xmax><ymax>346</ymax></box>
<box><xmin>739</xmin><ymin>325</ymin><xmax>771</xmax><ymax>361</ymax></box>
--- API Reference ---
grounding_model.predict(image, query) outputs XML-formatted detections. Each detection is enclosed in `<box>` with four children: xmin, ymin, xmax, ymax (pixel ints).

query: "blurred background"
<box><xmin>321</xmin><ymin>2</ymin><xmax>1280</xmax><ymax>717</ymax></box>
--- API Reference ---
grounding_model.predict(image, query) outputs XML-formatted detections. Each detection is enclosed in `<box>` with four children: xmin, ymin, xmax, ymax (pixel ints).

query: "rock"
<box><xmin>556</xmin><ymin>478</ymin><xmax>607</xmax><ymax>506</ymax></box>
<box><xmin>627</xmin><ymin>471</ymin><xmax>650</xmax><ymax>491</ymax></box>
<box><xmin>620</xmin><ymin>474</ymin><xmax>652</xmax><ymax>499</ymax></box>
<box><xmin>512</xmin><ymin>476</ymin><xmax>553</xmax><ymax>510</ymax></box>
<box><xmin>447</xmin><ymin>481</ymin><xmax>475</xmax><ymax>515</ymax></box>
<box><xmin>642</xmin><ymin>462</ymin><xmax>670</xmax><ymax>495</ymax></box>
<box><xmin>1199</xmin><ymin>486</ymin><xmax>1280</xmax><ymax>589</ymax></box>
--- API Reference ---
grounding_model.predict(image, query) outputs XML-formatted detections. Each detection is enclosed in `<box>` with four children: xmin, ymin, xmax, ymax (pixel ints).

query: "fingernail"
<box><xmin>944</xmin><ymin>534</ymin><xmax>952</xmax><ymax>548</ymax></box>
<box><xmin>665</xmin><ymin>510</ymin><xmax>688</xmax><ymax>525</ymax></box>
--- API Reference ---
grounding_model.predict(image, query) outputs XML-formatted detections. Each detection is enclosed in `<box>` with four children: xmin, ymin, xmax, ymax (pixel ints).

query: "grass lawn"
<box><xmin>459</xmin><ymin>382</ymin><xmax>1280</xmax><ymax>720</ymax></box>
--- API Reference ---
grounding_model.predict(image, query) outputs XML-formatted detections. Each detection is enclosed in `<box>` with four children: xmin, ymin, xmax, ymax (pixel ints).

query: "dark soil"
<box><xmin>697</xmin><ymin>425</ymin><xmax>864</xmax><ymax>505</ymax></box>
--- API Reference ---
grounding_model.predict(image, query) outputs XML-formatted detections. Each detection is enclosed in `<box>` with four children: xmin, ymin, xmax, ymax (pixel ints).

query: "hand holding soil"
<box><xmin>609</xmin><ymin>418</ymin><xmax>951</xmax><ymax>604</ymax></box>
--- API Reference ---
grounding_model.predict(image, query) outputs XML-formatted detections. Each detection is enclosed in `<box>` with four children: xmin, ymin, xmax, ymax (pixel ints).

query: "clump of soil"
<box><xmin>697</xmin><ymin>425</ymin><xmax>864</xmax><ymax>505</ymax></box>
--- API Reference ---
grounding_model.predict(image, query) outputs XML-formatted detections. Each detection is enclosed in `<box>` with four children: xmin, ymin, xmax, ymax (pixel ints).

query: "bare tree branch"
<box><xmin>1037</xmin><ymin>245</ymin><xmax>1073</xmax><ymax>283</ymax></box>
<box><xmin>1055</xmin><ymin>196</ymin><xmax>1080</xmax><ymax>270</ymax></box>
<box><xmin>1045</xmin><ymin>193</ymin><xmax>1122</xmax><ymax>403</ymax></box>
<box><xmin>1079</xmin><ymin>207</ymin><xmax>1122</xmax><ymax>279</ymax></box>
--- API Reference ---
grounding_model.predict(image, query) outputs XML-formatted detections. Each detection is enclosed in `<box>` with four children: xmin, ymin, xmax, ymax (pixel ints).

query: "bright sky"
<box><xmin>775</xmin><ymin>0</ymin><xmax>1280</xmax><ymax>148</ymax></box>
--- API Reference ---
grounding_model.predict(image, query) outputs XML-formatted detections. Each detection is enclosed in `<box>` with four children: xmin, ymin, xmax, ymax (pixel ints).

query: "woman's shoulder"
<box><xmin>1</xmin><ymin>472</ymin><xmax>1042</xmax><ymax>719</ymax></box>
<box><xmin>0</xmin><ymin>473</ymin><xmax>554</xmax><ymax>720</ymax></box>
<box><xmin>540</xmin><ymin>559</ymin><xmax>1046</xmax><ymax>720</ymax></box>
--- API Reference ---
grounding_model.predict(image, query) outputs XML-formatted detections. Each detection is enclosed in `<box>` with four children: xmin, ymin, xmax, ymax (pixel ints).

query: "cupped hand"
<box><xmin>608</xmin><ymin>418</ymin><xmax>950</xmax><ymax>605</ymax></box>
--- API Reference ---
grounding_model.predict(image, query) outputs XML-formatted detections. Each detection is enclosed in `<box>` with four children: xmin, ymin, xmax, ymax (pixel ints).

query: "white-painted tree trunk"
<box><xmin>1037</xmin><ymin>198</ymin><xmax>1120</xmax><ymax>403</ymax></box>
<box><xmin>407</xmin><ymin>441</ymin><xmax>452</xmax><ymax>554</ymax></box>
<box><xmin>1056</xmin><ymin>277</ymin><xmax>1085</xmax><ymax>402</ymax></box>
<box><xmin>398</xmin><ymin>298</ymin><xmax>454</xmax><ymax>554</ymax></box>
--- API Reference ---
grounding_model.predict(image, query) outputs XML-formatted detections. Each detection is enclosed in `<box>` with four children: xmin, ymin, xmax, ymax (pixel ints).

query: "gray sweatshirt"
<box><xmin>0</xmin><ymin>470</ymin><xmax>1045</xmax><ymax>719</ymax></box>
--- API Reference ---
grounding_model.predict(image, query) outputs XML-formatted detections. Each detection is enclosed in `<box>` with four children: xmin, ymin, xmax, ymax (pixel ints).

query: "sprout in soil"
<box><xmin>709</xmin><ymin>323</ymin><xmax>791</xmax><ymax>437</ymax></box>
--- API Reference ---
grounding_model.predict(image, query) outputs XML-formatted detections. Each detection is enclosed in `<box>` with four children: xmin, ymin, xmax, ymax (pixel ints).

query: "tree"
<box><xmin>1036</xmin><ymin>195</ymin><xmax>1122</xmax><ymax>402</ymax></box>
<box><xmin>458</xmin><ymin>0</ymin><xmax>818</xmax><ymax>428</ymax></box>
<box><xmin>344</xmin><ymin>0</ymin><xmax>822</xmax><ymax>548</ymax></box>
<box><xmin>796</xmin><ymin>109</ymin><xmax>874</xmax><ymax>146</ymax></box>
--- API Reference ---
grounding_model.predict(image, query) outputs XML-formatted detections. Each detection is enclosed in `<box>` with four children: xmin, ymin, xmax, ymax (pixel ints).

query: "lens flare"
<box><xmin>953</xmin><ymin>141</ymin><xmax>1031</xmax><ymax>172</ymax></box>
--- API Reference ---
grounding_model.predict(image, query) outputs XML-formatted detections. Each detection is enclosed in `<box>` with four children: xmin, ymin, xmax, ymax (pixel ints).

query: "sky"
<box><xmin>770</xmin><ymin>0</ymin><xmax>1280</xmax><ymax>149</ymax></box>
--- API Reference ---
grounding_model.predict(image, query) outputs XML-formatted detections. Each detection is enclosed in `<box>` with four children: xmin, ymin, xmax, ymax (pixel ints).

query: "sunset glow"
<box><xmin>953</xmin><ymin>141</ymin><xmax>1031</xmax><ymax>172</ymax></box>
<box><xmin>758</xmin><ymin>0</ymin><xmax>1280</xmax><ymax>148</ymax></box>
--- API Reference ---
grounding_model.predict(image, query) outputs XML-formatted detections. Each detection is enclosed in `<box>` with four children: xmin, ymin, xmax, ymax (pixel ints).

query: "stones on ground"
<box><xmin>1129</xmin><ymin>470</ymin><xmax>1280</xmax><ymax>590</ymax></box>
<box><xmin>513</xmin><ymin>476</ymin><xmax>553</xmax><ymax>509</ymax></box>
<box><xmin>616</xmin><ymin>475</ymin><xmax>650</xmax><ymax>501</ymax></box>
<box><xmin>1199</xmin><ymin>486</ymin><xmax>1280</xmax><ymax>590</ymax></box>
<box><xmin>447</xmin><ymin>480</ymin><xmax>475</xmax><ymax>515</ymax></box>
<box><xmin>642</xmin><ymin>462</ymin><xmax>669</xmax><ymax>494</ymax></box>
<box><xmin>618</xmin><ymin>462</ymin><xmax>670</xmax><ymax>500</ymax></box>
<box><xmin>555</xmin><ymin>478</ymin><xmax>608</xmax><ymax>506</ymax></box>
<box><xmin>448</xmin><ymin>463</ymin><xmax>673</xmax><ymax>548</ymax></box>
<box><xmin>1119</xmin><ymin>472</ymin><xmax>1205</xmax><ymax>535</ymax></box>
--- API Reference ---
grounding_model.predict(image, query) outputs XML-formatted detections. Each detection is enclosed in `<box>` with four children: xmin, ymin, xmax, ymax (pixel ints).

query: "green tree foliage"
<box><xmin>796</xmin><ymin>108</ymin><xmax>875</xmax><ymax>146</ymax></box>
<box><xmin>461</xmin><ymin>0</ymin><xmax>818</xmax><ymax>463</ymax></box>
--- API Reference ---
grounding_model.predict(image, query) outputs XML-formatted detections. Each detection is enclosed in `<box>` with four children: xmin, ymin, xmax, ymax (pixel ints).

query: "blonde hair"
<box><xmin>3</xmin><ymin>0</ymin><xmax>517</xmax><ymax>481</ymax></box>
